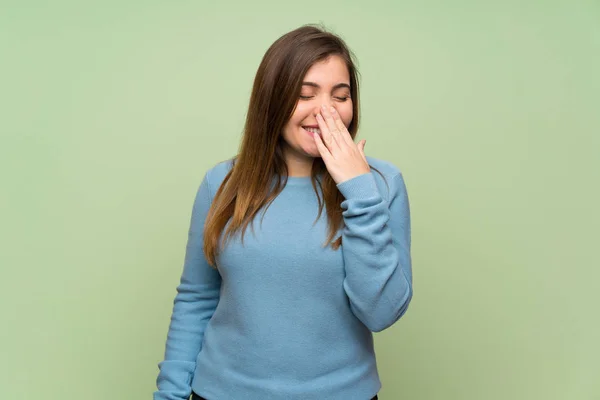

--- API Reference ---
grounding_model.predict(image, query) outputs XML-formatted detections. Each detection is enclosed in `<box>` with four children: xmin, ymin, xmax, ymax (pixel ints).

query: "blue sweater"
<box><xmin>154</xmin><ymin>156</ymin><xmax>413</xmax><ymax>400</ymax></box>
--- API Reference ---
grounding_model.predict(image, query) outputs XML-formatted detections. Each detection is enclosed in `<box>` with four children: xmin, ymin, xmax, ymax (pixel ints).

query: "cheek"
<box><xmin>290</xmin><ymin>103</ymin><xmax>312</xmax><ymax>125</ymax></box>
<box><xmin>339</xmin><ymin>103</ymin><xmax>353</xmax><ymax>127</ymax></box>
<box><xmin>282</xmin><ymin>106</ymin><xmax>304</xmax><ymax>136</ymax></box>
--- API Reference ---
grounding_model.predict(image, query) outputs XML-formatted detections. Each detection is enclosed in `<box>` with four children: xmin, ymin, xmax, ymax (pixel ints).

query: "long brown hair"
<box><xmin>203</xmin><ymin>24</ymin><xmax>385</xmax><ymax>269</ymax></box>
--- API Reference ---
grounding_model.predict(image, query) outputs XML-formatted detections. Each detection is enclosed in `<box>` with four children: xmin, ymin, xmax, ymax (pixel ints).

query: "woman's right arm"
<box><xmin>154</xmin><ymin>172</ymin><xmax>222</xmax><ymax>400</ymax></box>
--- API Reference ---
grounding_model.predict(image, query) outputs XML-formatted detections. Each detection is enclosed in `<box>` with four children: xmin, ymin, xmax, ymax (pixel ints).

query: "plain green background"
<box><xmin>1</xmin><ymin>1</ymin><xmax>599</xmax><ymax>399</ymax></box>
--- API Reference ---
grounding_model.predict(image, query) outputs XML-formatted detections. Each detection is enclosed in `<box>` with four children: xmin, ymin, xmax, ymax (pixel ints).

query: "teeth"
<box><xmin>304</xmin><ymin>127</ymin><xmax>321</xmax><ymax>134</ymax></box>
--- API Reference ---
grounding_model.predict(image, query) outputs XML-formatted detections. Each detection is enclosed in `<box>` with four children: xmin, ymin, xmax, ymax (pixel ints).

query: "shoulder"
<box><xmin>203</xmin><ymin>157</ymin><xmax>236</xmax><ymax>194</ymax></box>
<box><xmin>365</xmin><ymin>156</ymin><xmax>402</xmax><ymax>178</ymax></box>
<box><xmin>365</xmin><ymin>156</ymin><xmax>408</xmax><ymax>200</ymax></box>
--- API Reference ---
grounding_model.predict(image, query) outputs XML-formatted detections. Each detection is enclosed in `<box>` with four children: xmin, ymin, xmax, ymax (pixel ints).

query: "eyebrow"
<box><xmin>302</xmin><ymin>81</ymin><xmax>351</xmax><ymax>91</ymax></box>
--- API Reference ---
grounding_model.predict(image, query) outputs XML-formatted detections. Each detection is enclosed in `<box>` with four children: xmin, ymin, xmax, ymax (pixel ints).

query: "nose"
<box><xmin>313</xmin><ymin>100</ymin><xmax>334</xmax><ymax>116</ymax></box>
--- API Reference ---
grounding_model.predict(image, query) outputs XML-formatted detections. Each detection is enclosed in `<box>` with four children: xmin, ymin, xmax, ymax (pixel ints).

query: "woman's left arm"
<box><xmin>336</xmin><ymin>171</ymin><xmax>413</xmax><ymax>332</ymax></box>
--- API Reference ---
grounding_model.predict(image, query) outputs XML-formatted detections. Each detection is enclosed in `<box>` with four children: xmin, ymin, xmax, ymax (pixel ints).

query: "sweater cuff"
<box><xmin>336</xmin><ymin>172</ymin><xmax>379</xmax><ymax>200</ymax></box>
<box><xmin>155</xmin><ymin>360</ymin><xmax>195</xmax><ymax>398</ymax></box>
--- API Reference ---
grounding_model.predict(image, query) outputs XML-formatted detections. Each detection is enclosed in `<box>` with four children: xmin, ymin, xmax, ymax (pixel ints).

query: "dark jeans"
<box><xmin>191</xmin><ymin>392</ymin><xmax>378</xmax><ymax>400</ymax></box>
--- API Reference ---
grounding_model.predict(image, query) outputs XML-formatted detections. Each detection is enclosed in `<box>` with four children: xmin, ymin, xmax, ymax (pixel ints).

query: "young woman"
<box><xmin>154</xmin><ymin>24</ymin><xmax>413</xmax><ymax>400</ymax></box>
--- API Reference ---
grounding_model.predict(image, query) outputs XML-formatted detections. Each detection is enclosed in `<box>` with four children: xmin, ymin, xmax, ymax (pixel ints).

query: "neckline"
<box><xmin>278</xmin><ymin>174</ymin><xmax>323</xmax><ymax>187</ymax></box>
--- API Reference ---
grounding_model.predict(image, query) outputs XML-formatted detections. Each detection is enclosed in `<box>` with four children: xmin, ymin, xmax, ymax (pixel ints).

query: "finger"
<box><xmin>320</xmin><ymin>105</ymin><xmax>342</xmax><ymax>145</ymax></box>
<box><xmin>330</xmin><ymin>107</ymin><xmax>354</xmax><ymax>147</ymax></box>
<box><xmin>316</xmin><ymin>113</ymin><xmax>339</xmax><ymax>151</ymax></box>
<box><xmin>359</xmin><ymin>139</ymin><xmax>366</xmax><ymax>151</ymax></box>
<box><xmin>359</xmin><ymin>139</ymin><xmax>368</xmax><ymax>163</ymax></box>
<box><xmin>312</xmin><ymin>128</ymin><xmax>333</xmax><ymax>162</ymax></box>
<box><xmin>321</xmin><ymin>105</ymin><xmax>338</xmax><ymax>132</ymax></box>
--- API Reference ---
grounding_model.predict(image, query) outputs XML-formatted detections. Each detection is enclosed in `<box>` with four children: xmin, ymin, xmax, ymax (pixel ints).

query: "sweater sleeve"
<box><xmin>336</xmin><ymin>171</ymin><xmax>413</xmax><ymax>332</ymax></box>
<box><xmin>154</xmin><ymin>172</ymin><xmax>222</xmax><ymax>400</ymax></box>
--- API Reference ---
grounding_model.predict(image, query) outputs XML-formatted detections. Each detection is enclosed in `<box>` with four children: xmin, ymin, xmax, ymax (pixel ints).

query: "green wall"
<box><xmin>2</xmin><ymin>1</ymin><xmax>598</xmax><ymax>399</ymax></box>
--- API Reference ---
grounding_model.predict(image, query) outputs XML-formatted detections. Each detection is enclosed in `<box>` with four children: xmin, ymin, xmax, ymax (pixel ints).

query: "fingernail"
<box><xmin>321</xmin><ymin>105</ymin><xmax>327</xmax><ymax>110</ymax></box>
<box><xmin>330</xmin><ymin>106</ymin><xmax>336</xmax><ymax>113</ymax></box>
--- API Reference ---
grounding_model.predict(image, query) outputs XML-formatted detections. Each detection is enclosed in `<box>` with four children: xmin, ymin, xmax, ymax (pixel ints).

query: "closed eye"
<box><xmin>299</xmin><ymin>96</ymin><xmax>350</xmax><ymax>101</ymax></box>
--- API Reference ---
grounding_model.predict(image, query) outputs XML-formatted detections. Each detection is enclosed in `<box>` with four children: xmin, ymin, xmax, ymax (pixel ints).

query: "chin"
<box><xmin>304</xmin><ymin>147</ymin><xmax>321</xmax><ymax>158</ymax></box>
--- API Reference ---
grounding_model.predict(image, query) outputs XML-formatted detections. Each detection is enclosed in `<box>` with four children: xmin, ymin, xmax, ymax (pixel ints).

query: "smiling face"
<box><xmin>281</xmin><ymin>55</ymin><xmax>353</xmax><ymax>176</ymax></box>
